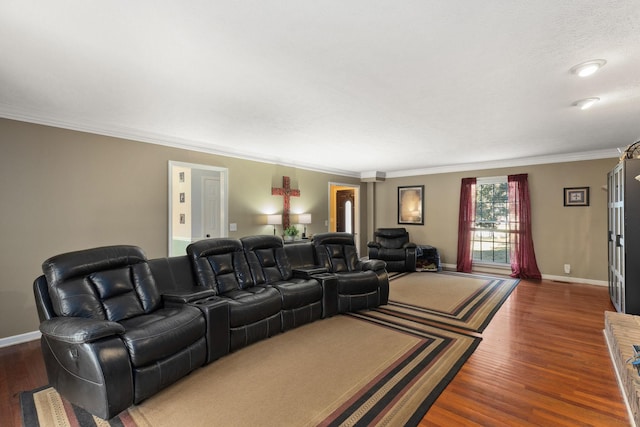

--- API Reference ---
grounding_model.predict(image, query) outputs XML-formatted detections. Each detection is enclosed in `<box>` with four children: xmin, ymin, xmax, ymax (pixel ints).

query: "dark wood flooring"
<box><xmin>0</xmin><ymin>279</ymin><xmax>629</xmax><ymax>426</ymax></box>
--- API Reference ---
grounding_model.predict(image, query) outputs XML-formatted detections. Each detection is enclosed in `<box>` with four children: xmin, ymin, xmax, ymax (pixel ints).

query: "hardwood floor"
<box><xmin>422</xmin><ymin>278</ymin><xmax>629</xmax><ymax>426</ymax></box>
<box><xmin>0</xmin><ymin>279</ymin><xmax>629</xmax><ymax>426</ymax></box>
<box><xmin>0</xmin><ymin>339</ymin><xmax>46</xmax><ymax>427</ymax></box>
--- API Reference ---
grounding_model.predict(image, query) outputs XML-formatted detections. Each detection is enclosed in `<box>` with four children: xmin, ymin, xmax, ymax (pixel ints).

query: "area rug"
<box><xmin>21</xmin><ymin>314</ymin><xmax>480</xmax><ymax>427</ymax></box>
<box><xmin>382</xmin><ymin>271</ymin><xmax>519</xmax><ymax>333</ymax></box>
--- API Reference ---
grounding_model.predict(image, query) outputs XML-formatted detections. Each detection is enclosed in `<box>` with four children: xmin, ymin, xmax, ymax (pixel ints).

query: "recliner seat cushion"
<box><xmin>221</xmin><ymin>286</ymin><xmax>282</xmax><ymax>328</ymax></box>
<box><xmin>376</xmin><ymin>248</ymin><xmax>408</xmax><ymax>261</ymax></box>
<box><xmin>119</xmin><ymin>306</ymin><xmax>205</xmax><ymax>367</ymax></box>
<box><xmin>273</xmin><ymin>279</ymin><xmax>323</xmax><ymax>310</ymax></box>
<box><xmin>335</xmin><ymin>271</ymin><xmax>379</xmax><ymax>294</ymax></box>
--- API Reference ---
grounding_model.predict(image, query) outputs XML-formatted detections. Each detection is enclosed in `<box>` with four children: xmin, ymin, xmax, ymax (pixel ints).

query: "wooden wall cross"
<box><xmin>272</xmin><ymin>176</ymin><xmax>300</xmax><ymax>230</ymax></box>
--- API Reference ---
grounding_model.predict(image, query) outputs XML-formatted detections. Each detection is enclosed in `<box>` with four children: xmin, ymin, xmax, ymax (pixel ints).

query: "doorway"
<box><xmin>329</xmin><ymin>183</ymin><xmax>360</xmax><ymax>254</ymax></box>
<box><xmin>168</xmin><ymin>161</ymin><xmax>228</xmax><ymax>256</ymax></box>
<box><xmin>336</xmin><ymin>189</ymin><xmax>355</xmax><ymax>233</ymax></box>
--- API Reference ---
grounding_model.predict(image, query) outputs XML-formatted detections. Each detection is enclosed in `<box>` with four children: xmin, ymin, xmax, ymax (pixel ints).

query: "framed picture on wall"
<box><xmin>398</xmin><ymin>185</ymin><xmax>424</xmax><ymax>225</ymax></box>
<box><xmin>564</xmin><ymin>187</ymin><xmax>589</xmax><ymax>207</ymax></box>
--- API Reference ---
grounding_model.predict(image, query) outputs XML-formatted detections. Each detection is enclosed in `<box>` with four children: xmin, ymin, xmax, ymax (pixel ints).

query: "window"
<box><xmin>472</xmin><ymin>177</ymin><xmax>510</xmax><ymax>264</ymax></box>
<box><xmin>344</xmin><ymin>200</ymin><xmax>352</xmax><ymax>234</ymax></box>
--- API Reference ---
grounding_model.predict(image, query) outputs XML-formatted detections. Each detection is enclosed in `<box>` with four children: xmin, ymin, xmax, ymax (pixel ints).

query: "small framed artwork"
<box><xmin>398</xmin><ymin>185</ymin><xmax>424</xmax><ymax>225</ymax></box>
<box><xmin>179</xmin><ymin>213</ymin><xmax>186</xmax><ymax>224</ymax></box>
<box><xmin>179</xmin><ymin>192</ymin><xmax>185</xmax><ymax>203</ymax></box>
<box><xmin>564</xmin><ymin>187</ymin><xmax>590</xmax><ymax>207</ymax></box>
<box><xmin>179</xmin><ymin>172</ymin><xmax>185</xmax><ymax>183</ymax></box>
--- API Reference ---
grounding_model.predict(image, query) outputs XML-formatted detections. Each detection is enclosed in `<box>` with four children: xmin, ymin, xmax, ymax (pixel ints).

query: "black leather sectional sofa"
<box><xmin>33</xmin><ymin>232</ymin><xmax>388</xmax><ymax>420</ymax></box>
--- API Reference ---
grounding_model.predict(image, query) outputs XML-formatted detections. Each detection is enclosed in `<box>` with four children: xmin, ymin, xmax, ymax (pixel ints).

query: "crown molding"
<box><xmin>383</xmin><ymin>149</ymin><xmax>620</xmax><ymax>178</ymax></box>
<box><xmin>1</xmin><ymin>105</ymin><xmax>619</xmax><ymax>180</ymax></box>
<box><xmin>0</xmin><ymin>106</ymin><xmax>360</xmax><ymax>178</ymax></box>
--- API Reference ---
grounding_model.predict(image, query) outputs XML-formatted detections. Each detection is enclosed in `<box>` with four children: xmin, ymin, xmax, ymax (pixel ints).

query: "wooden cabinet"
<box><xmin>608</xmin><ymin>159</ymin><xmax>640</xmax><ymax>314</ymax></box>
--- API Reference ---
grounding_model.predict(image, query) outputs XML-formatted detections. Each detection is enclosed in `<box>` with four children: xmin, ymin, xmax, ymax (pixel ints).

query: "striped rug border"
<box><xmin>385</xmin><ymin>271</ymin><xmax>519</xmax><ymax>334</ymax></box>
<box><xmin>21</xmin><ymin>315</ymin><xmax>480</xmax><ymax>427</ymax></box>
<box><xmin>338</xmin><ymin>311</ymin><xmax>482</xmax><ymax>426</ymax></box>
<box><xmin>20</xmin><ymin>385</ymin><xmax>135</xmax><ymax>427</ymax></box>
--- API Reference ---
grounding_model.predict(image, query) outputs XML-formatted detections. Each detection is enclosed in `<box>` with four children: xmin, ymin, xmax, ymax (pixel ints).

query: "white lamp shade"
<box><xmin>298</xmin><ymin>213</ymin><xmax>312</xmax><ymax>224</ymax></box>
<box><xmin>267</xmin><ymin>214</ymin><xmax>282</xmax><ymax>225</ymax></box>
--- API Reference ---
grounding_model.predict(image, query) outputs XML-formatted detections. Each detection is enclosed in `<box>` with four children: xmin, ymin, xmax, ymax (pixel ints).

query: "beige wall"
<box><xmin>371</xmin><ymin>158</ymin><xmax>617</xmax><ymax>281</ymax></box>
<box><xmin>0</xmin><ymin>118</ymin><xmax>361</xmax><ymax>339</ymax></box>
<box><xmin>0</xmin><ymin>117</ymin><xmax>618</xmax><ymax>340</ymax></box>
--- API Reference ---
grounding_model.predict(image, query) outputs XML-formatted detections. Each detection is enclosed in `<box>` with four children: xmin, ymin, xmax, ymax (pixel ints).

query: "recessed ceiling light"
<box><xmin>570</xmin><ymin>59</ymin><xmax>606</xmax><ymax>77</ymax></box>
<box><xmin>573</xmin><ymin>97</ymin><xmax>600</xmax><ymax>110</ymax></box>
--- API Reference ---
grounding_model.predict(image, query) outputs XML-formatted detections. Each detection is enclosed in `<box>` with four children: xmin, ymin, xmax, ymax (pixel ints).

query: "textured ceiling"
<box><xmin>1</xmin><ymin>1</ymin><xmax>639</xmax><ymax>177</ymax></box>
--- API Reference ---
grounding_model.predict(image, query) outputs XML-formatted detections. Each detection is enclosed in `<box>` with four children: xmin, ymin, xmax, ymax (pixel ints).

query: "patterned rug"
<box><xmin>383</xmin><ymin>271</ymin><xmax>519</xmax><ymax>333</ymax></box>
<box><xmin>21</xmin><ymin>314</ymin><xmax>480</xmax><ymax>427</ymax></box>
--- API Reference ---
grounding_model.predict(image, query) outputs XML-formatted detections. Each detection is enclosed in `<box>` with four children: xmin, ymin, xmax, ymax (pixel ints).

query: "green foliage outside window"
<box><xmin>473</xmin><ymin>181</ymin><xmax>510</xmax><ymax>264</ymax></box>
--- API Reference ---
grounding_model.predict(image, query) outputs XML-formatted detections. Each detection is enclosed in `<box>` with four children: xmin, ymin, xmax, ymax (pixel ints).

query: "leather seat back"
<box><xmin>187</xmin><ymin>238</ymin><xmax>255</xmax><ymax>293</ymax></box>
<box><xmin>312</xmin><ymin>232</ymin><xmax>360</xmax><ymax>273</ymax></box>
<box><xmin>374</xmin><ymin>228</ymin><xmax>410</xmax><ymax>249</ymax></box>
<box><xmin>283</xmin><ymin>242</ymin><xmax>317</xmax><ymax>269</ymax></box>
<box><xmin>148</xmin><ymin>256</ymin><xmax>195</xmax><ymax>293</ymax></box>
<box><xmin>33</xmin><ymin>275</ymin><xmax>55</xmax><ymax>322</ymax></box>
<box><xmin>42</xmin><ymin>245</ymin><xmax>160</xmax><ymax>321</ymax></box>
<box><xmin>240</xmin><ymin>235</ymin><xmax>292</xmax><ymax>284</ymax></box>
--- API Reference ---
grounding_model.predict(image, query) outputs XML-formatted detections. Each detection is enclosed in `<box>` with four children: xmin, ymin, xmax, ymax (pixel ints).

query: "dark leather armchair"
<box><xmin>187</xmin><ymin>238</ymin><xmax>282</xmax><ymax>352</ymax></box>
<box><xmin>241</xmin><ymin>235</ymin><xmax>324</xmax><ymax>330</ymax></box>
<box><xmin>367</xmin><ymin>228</ymin><xmax>417</xmax><ymax>272</ymax></box>
<box><xmin>313</xmin><ymin>232</ymin><xmax>389</xmax><ymax>312</ymax></box>
<box><xmin>35</xmin><ymin>245</ymin><xmax>207</xmax><ymax>420</ymax></box>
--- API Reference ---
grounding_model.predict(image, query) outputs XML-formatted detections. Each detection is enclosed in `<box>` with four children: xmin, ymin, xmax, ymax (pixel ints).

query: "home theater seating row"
<box><xmin>32</xmin><ymin>232</ymin><xmax>389</xmax><ymax>420</ymax></box>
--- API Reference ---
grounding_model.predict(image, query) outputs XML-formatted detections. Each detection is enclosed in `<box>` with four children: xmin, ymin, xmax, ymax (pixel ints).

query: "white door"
<box><xmin>202</xmin><ymin>176</ymin><xmax>221</xmax><ymax>239</ymax></box>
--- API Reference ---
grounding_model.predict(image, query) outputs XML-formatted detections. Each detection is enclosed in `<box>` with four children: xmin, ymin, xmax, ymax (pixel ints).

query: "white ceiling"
<box><xmin>2</xmin><ymin>1</ymin><xmax>639</xmax><ymax>178</ymax></box>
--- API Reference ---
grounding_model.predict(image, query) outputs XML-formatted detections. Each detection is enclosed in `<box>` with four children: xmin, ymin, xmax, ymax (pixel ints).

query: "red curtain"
<box><xmin>508</xmin><ymin>174</ymin><xmax>542</xmax><ymax>279</ymax></box>
<box><xmin>456</xmin><ymin>178</ymin><xmax>476</xmax><ymax>273</ymax></box>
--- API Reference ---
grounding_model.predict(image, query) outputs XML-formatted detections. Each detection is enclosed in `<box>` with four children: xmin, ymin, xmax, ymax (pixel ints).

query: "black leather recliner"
<box><xmin>313</xmin><ymin>232</ymin><xmax>389</xmax><ymax>312</ymax></box>
<box><xmin>35</xmin><ymin>245</ymin><xmax>207</xmax><ymax>420</ymax></box>
<box><xmin>241</xmin><ymin>235</ymin><xmax>324</xmax><ymax>330</ymax></box>
<box><xmin>367</xmin><ymin>228</ymin><xmax>417</xmax><ymax>272</ymax></box>
<box><xmin>187</xmin><ymin>238</ymin><xmax>282</xmax><ymax>352</ymax></box>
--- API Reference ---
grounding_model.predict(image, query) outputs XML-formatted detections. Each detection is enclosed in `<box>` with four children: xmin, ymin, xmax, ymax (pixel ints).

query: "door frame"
<box><xmin>168</xmin><ymin>161</ymin><xmax>228</xmax><ymax>256</ymax></box>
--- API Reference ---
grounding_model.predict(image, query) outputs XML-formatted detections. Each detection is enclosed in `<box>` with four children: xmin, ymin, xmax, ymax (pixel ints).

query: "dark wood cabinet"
<box><xmin>608</xmin><ymin>159</ymin><xmax>640</xmax><ymax>314</ymax></box>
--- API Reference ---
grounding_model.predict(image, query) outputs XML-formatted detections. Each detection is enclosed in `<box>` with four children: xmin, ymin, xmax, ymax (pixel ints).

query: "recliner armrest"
<box><xmin>39</xmin><ymin>317</ymin><xmax>124</xmax><ymax>344</ymax></box>
<box><xmin>162</xmin><ymin>288</ymin><xmax>216</xmax><ymax>305</ymax></box>
<box><xmin>189</xmin><ymin>296</ymin><xmax>230</xmax><ymax>362</ymax></box>
<box><xmin>361</xmin><ymin>259</ymin><xmax>387</xmax><ymax>272</ymax></box>
<box><xmin>403</xmin><ymin>242</ymin><xmax>417</xmax><ymax>249</ymax></box>
<box><xmin>292</xmin><ymin>267</ymin><xmax>328</xmax><ymax>278</ymax></box>
<box><xmin>367</xmin><ymin>241</ymin><xmax>380</xmax><ymax>248</ymax></box>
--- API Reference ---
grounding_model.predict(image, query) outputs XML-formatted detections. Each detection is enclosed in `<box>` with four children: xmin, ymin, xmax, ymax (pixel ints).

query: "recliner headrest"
<box><xmin>312</xmin><ymin>232</ymin><xmax>355</xmax><ymax>246</ymax></box>
<box><xmin>42</xmin><ymin>245</ymin><xmax>147</xmax><ymax>286</ymax></box>
<box><xmin>240</xmin><ymin>235</ymin><xmax>283</xmax><ymax>252</ymax></box>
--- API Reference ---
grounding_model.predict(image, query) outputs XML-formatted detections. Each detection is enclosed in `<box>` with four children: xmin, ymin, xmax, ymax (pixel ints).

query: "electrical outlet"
<box><xmin>229</xmin><ymin>223</ymin><xmax>237</xmax><ymax>232</ymax></box>
<box><xmin>564</xmin><ymin>264</ymin><xmax>571</xmax><ymax>274</ymax></box>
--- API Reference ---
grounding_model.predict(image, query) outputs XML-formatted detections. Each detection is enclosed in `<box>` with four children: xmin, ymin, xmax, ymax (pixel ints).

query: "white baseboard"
<box><xmin>542</xmin><ymin>274</ymin><xmax>608</xmax><ymax>287</ymax></box>
<box><xmin>440</xmin><ymin>263</ymin><xmax>608</xmax><ymax>286</ymax></box>
<box><xmin>0</xmin><ymin>330</ymin><xmax>40</xmax><ymax>348</ymax></box>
